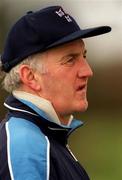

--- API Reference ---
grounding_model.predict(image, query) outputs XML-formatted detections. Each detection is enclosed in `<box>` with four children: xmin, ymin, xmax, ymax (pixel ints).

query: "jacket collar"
<box><xmin>13</xmin><ymin>90</ymin><xmax>62</xmax><ymax>125</ymax></box>
<box><xmin>4</xmin><ymin>94</ymin><xmax>83</xmax><ymax>136</ymax></box>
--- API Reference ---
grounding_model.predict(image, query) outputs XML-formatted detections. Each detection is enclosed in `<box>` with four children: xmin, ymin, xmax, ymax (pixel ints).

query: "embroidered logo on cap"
<box><xmin>55</xmin><ymin>8</ymin><xmax>72</xmax><ymax>22</ymax></box>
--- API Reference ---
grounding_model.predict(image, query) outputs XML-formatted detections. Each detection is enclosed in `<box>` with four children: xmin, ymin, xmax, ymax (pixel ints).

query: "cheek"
<box><xmin>41</xmin><ymin>73</ymin><xmax>62</xmax><ymax>96</ymax></box>
<box><xmin>41</xmin><ymin>65</ymin><xmax>76</xmax><ymax>99</ymax></box>
<box><xmin>45</xmin><ymin>76</ymin><xmax>74</xmax><ymax>100</ymax></box>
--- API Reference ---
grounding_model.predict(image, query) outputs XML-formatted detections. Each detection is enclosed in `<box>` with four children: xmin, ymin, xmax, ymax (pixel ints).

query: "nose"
<box><xmin>78</xmin><ymin>60</ymin><xmax>93</xmax><ymax>78</ymax></box>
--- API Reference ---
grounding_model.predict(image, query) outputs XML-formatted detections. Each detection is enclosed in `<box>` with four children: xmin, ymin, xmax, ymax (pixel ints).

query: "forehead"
<box><xmin>45</xmin><ymin>39</ymin><xmax>85</xmax><ymax>59</ymax></box>
<box><xmin>40</xmin><ymin>39</ymin><xmax>86</xmax><ymax>64</ymax></box>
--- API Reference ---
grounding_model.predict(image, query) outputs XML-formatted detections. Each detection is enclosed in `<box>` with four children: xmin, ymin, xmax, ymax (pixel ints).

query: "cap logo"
<box><xmin>55</xmin><ymin>8</ymin><xmax>72</xmax><ymax>22</ymax></box>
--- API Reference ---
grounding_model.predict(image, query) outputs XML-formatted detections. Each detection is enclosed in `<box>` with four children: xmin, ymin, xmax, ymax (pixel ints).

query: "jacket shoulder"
<box><xmin>4</xmin><ymin>117</ymin><xmax>50</xmax><ymax>180</ymax></box>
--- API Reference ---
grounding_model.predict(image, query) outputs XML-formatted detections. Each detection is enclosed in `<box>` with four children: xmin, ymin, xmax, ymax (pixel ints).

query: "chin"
<box><xmin>76</xmin><ymin>101</ymin><xmax>88</xmax><ymax>113</ymax></box>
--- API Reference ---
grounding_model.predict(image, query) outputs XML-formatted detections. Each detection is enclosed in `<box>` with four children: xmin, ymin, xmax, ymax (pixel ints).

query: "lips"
<box><xmin>76</xmin><ymin>83</ymin><xmax>87</xmax><ymax>91</ymax></box>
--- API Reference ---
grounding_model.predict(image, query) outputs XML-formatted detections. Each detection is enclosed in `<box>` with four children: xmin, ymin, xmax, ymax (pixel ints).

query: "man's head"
<box><xmin>3</xmin><ymin>39</ymin><xmax>92</xmax><ymax>122</ymax></box>
<box><xmin>0</xmin><ymin>6</ymin><xmax>111</xmax><ymax>122</ymax></box>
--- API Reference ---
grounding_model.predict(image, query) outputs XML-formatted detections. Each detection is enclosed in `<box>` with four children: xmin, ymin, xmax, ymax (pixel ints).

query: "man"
<box><xmin>0</xmin><ymin>6</ymin><xmax>111</xmax><ymax>180</ymax></box>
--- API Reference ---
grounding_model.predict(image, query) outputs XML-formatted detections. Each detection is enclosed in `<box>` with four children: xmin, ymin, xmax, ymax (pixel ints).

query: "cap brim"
<box><xmin>47</xmin><ymin>26</ymin><xmax>111</xmax><ymax>49</ymax></box>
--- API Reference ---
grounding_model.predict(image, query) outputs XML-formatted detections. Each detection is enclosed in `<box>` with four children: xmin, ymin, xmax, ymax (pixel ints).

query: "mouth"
<box><xmin>76</xmin><ymin>84</ymin><xmax>87</xmax><ymax>91</ymax></box>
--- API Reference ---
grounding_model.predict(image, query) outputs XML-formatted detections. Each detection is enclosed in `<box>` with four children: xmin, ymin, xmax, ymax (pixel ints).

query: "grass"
<box><xmin>69</xmin><ymin>110</ymin><xmax>122</xmax><ymax>180</ymax></box>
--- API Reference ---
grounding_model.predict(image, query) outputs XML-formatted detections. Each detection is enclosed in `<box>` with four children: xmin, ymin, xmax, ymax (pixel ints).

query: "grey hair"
<box><xmin>0</xmin><ymin>53</ymin><xmax>47</xmax><ymax>93</ymax></box>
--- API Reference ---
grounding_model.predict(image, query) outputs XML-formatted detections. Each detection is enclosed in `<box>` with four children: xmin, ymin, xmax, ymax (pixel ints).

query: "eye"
<box><xmin>83</xmin><ymin>55</ymin><xmax>86</xmax><ymax>58</ymax></box>
<box><xmin>66</xmin><ymin>54</ymin><xmax>79</xmax><ymax>64</ymax></box>
<box><xmin>61</xmin><ymin>55</ymin><xmax>76</xmax><ymax>65</ymax></box>
<box><xmin>83</xmin><ymin>50</ymin><xmax>87</xmax><ymax>58</ymax></box>
<box><xmin>67</xmin><ymin>57</ymin><xmax>75</xmax><ymax>64</ymax></box>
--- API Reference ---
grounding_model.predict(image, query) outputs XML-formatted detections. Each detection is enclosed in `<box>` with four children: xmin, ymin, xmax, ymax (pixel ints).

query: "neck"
<box><xmin>58</xmin><ymin>114</ymin><xmax>73</xmax><ymax>126</ymax></box>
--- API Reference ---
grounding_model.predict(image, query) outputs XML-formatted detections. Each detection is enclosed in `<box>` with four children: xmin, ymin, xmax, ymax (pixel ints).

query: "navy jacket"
<box><xmin>0</xmin><ymin>95</ymin><xmax>90</xmax><ymax>180</ymax></box>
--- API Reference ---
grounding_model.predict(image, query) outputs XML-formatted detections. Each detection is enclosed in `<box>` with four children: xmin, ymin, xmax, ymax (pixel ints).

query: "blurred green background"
<box><xmin>0</xmin><ymin>0</ymin><xmax>122</xmax><ymax>179</ymax></box>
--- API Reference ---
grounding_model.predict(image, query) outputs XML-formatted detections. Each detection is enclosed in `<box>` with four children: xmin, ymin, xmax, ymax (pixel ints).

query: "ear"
<box><xmin>19</xmin><ymin>65</ymin><xmax>41</xmax><ymax>91</ymax></box>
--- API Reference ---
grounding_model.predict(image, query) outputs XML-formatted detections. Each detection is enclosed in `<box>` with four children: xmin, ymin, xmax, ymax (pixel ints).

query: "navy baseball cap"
<box><xmin>1</xmin><ymin>6</ymin><xmax>111</xmax><ymax>72</ymax></box>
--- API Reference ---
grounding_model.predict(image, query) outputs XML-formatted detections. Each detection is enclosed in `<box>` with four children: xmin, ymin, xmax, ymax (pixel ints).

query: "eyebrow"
<box><xmin>61</xmin><ymin>49</ymin><xmax>87</xmax><ymax>60</ymax></box>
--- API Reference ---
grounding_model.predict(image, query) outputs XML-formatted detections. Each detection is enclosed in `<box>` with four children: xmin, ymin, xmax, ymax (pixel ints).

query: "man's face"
<box><xmin>36</xmin><ymin>39</ymin><xmax>93</xmax><ymax>119</ymax></box>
